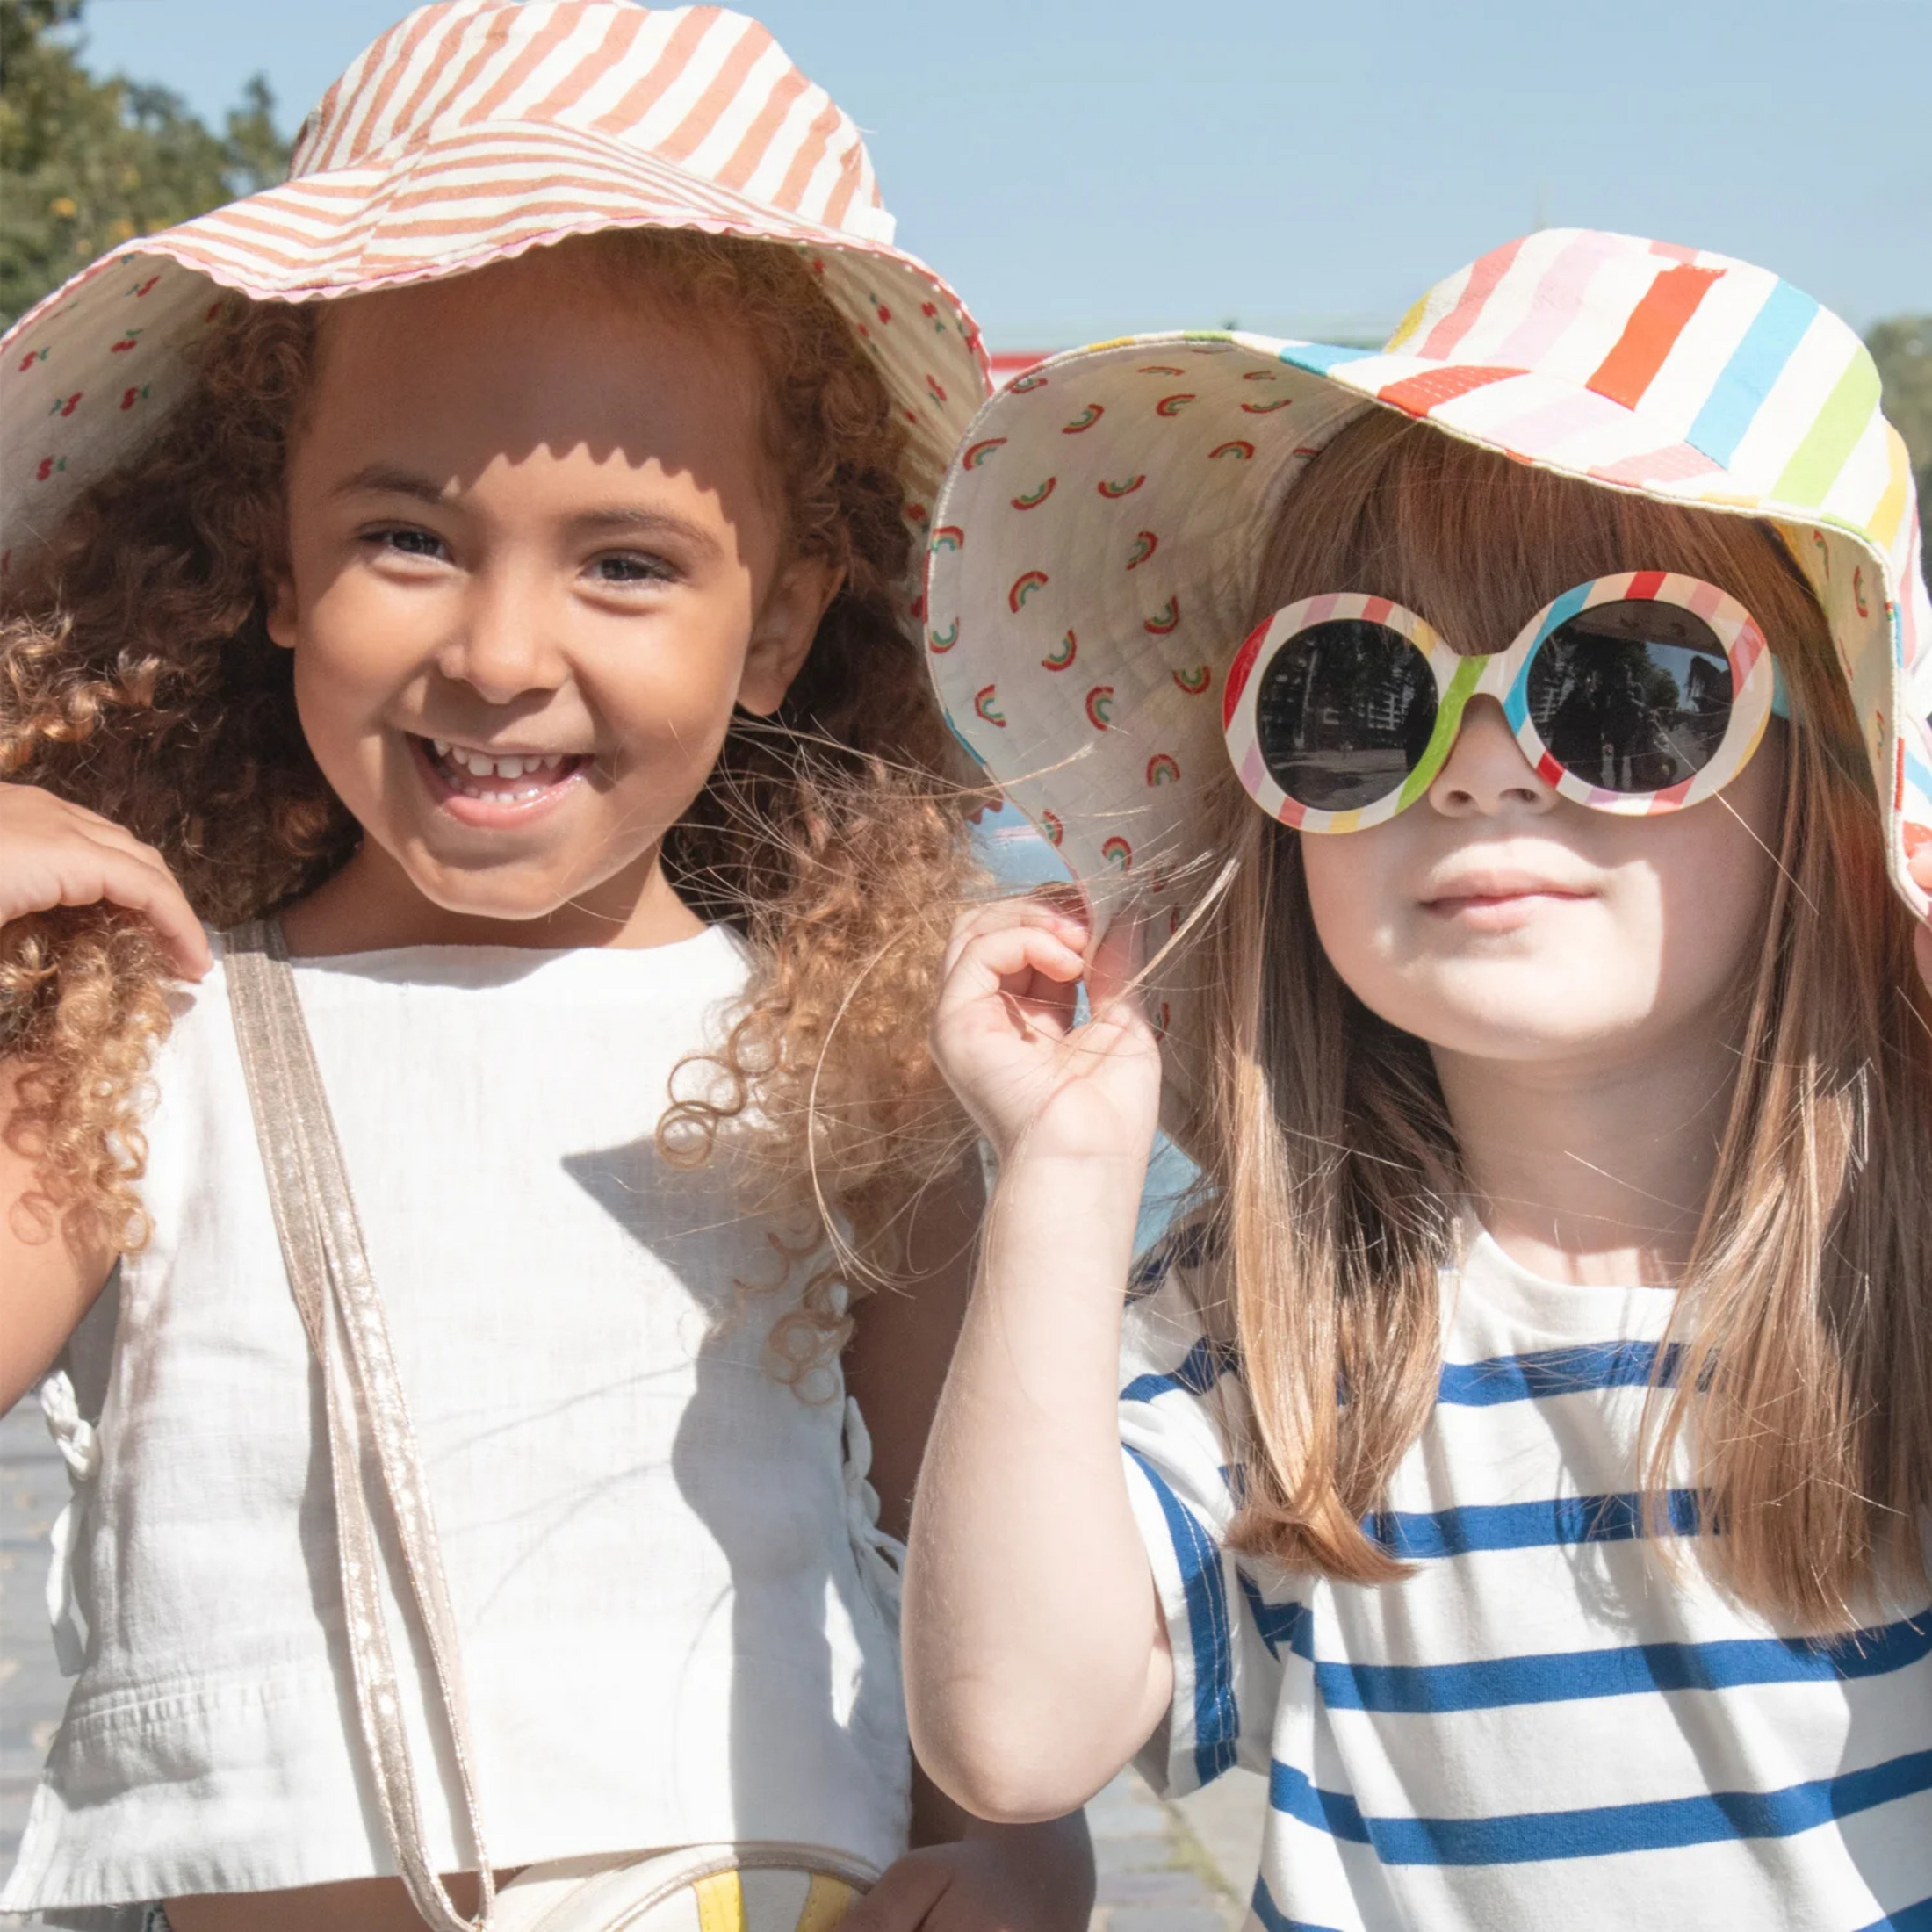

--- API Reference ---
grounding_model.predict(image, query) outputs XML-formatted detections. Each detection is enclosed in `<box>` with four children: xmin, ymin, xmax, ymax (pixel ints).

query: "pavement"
<box><xmin>1091</xmin><ymin>1766</ymin><xmax>1265</xmax><ymax>1932</ymax></box>
<box><xmin>1</xmin><ymin>1398</ymin><xmax>66</xmax><ymax>1929</ymax></box>
<box><xmin>0</xmin><ymin>1395</ymin><xmax>1265</xmax><ymax>1928</ymax></box>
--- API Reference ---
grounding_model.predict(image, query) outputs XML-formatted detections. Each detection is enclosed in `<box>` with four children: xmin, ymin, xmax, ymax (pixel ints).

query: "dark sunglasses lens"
<box><xmin>1255</xmin><ymin>620</ymin><xmax>1439</xmax><ymax>811</ymax></box>
<box><xmin>1528</xmin><ymin>600</ymin><xmax>1734</xmax><ymax>794</ymax></box>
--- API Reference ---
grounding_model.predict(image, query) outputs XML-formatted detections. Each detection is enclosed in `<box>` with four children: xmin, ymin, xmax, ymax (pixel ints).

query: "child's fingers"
<box><xmin>839</xmin><ymin>1851</ymin><xmax>952</xmax><ymax>1932</ymax></box>
<box><xmin>941</xmin><ymin>895</ymin><xmax>1092</xmax><ymax>984</ymax></box>
<box><xmin>936</xmin><ymin>922</ymin><xmax>1087</xmax><ymax>1023</ymax></box>
<box><xmin>2</xmin><ymin>837</ymin><xmax>210</xmax><ymax>979</ymax></box>
<box><xmin>44</xmin><ymin>798</ymin><xmax>167</xmax><ymax>862</ymax></box>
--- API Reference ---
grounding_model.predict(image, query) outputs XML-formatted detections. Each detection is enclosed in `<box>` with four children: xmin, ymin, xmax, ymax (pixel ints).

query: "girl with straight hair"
<box><xmin>905</xmin><ymin>230</ymin><xmax>1932</xmax><ymax>1929</ymax></box>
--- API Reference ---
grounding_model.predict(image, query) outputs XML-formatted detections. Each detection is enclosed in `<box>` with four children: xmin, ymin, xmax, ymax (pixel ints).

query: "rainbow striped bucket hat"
<box><xmin>0</xmin><ymin>0</ymin><xmax>987</xmax><ymax>595</ymax></box>
<box><xmin>926</xmin><ymin>229</ymin><xmax>1932</xmax><ymax>939</ymax></box>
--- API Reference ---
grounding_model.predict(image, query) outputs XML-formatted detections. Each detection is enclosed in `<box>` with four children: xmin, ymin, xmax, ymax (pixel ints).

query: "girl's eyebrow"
<box><xmin>328</xmin><ymin>463</ymin><xmax>721</xmax><ymax>559</ymax></box>
<box><xmin>329</xmin><ymin>461</ymin><xmax>453</xmax><ymax>504</ymax></box>
<box><xmin>563</xmin><ymin>503</ymin><xmax>722</xmax><ymax>559</ymax></box>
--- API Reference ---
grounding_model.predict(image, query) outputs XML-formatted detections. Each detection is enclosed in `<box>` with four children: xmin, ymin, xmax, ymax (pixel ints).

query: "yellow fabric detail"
<box><xmin>695</xmin><ymin>1870</ymin><xmax>745</xmax><ymax>1932</ymax></box>
<box><xmin>797</xmin><ymin>1874</ymin><xmax>856</xmax><ymax>1932</ymax></box>
<box><xmin>1385</xmin><ymin>292</ymin><xmax>1431</xmax><ymax>354</ymax></box>
<box><xmin>1871</xmin><ymin>427</ymin><xmax>1912</xmax><ymax>551</ymax></box>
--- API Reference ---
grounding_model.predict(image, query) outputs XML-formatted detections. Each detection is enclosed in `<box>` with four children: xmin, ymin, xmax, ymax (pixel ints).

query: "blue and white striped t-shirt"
<box><xmin>1119</xmin><ymin>1229</ymin><xmax>1932</xmax><ymax>1931</ymax></box>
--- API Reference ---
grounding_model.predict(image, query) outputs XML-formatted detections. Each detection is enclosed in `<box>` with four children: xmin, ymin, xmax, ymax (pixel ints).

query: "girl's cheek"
<box><xmin>1300</xmin><ymin>829</ymin><xmax>1395</xmax><ymax>989</ymax></box>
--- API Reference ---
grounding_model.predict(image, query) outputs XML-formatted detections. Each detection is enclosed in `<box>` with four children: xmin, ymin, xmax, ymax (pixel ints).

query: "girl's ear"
<box><xmin>266</xmin><ymin>574</ymin><xmax>299</xmax><ymax>652</ymax></box>
<box><xmin>737</xmin><ymin>554</ymin><xmax>844</xmax><ymax>717</ymax></box>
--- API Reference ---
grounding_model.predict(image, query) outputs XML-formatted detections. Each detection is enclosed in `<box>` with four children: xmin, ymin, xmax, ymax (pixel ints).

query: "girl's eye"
<box><xmin>590</xmin><ymin>553</ymin><xmax>674</xmax><ymax>588</ymax></box>
<box><xmin>367</xmin><ymin>526</ymin><xmax>448</xmax><ymax>562</ymax></box>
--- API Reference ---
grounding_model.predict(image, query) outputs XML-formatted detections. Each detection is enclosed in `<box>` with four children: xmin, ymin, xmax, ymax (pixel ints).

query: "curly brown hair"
<box><xmin>1</xmin><ymin>227</ymin><xmax>980</xmax><ymax>1366</ymax></box>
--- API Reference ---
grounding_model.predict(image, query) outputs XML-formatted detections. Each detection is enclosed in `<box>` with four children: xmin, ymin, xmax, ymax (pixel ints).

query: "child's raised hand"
<box><xmin>0</xmin><ymin>784</ymin><xmax>210</xmax><ymax>978</ymax></box>
<box><xmin>930</xmin><ymin>893</ymin><xmax>1162</xmax><ymax>1170</ymax></box>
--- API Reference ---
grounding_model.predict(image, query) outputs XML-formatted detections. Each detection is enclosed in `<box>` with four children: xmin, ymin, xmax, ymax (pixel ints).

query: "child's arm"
<box><xmin>845</xmin><ymin>1139</ymin><xmax>1097</xmax><ymax>1930</ymax></box>
<box><xmin>903</xmin><ymin>898</ymin><xmax>1171</xmax><ymax>1822</ymax></box>
<box><xmin>0</xmin><ymin>783</ymin><xmax>205</xmax><ymax>1407</ymax></box>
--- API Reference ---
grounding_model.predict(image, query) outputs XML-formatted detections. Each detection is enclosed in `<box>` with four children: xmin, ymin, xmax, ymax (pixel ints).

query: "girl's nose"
<box><xmin>436</xmin><ymin>578</ymin><xmax>569</xmax><ymax>704</ymax></box>
<box><xmin>1427</xmin><ymin>696</ymin><xmax>1560</xmax><ymax>819</ymax></box>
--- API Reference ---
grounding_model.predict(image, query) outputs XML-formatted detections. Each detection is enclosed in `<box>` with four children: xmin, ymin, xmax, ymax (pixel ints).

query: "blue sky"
<box><xmin>79</xmin><ymin>0</ymin><xmax>1930</xmax><ymax>345</ymax></box>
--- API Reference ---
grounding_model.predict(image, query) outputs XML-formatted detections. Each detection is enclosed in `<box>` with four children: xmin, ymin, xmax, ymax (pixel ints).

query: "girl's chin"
<box><xmin>1378</xmin><ymin>970</ymin><xmax>1656</xmax><ymax>1061</ymax></box>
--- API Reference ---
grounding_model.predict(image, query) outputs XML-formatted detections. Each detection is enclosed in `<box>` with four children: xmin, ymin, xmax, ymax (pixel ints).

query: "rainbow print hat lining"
<box><xmin>926</xmin><ymin>229</ymin><xmax>1932</xmax><ymax>954</ymax></box>
<box><xmin>0</xmin><ymin>0</ymin><xmax>988</xmax><ymax>602</ymax></box>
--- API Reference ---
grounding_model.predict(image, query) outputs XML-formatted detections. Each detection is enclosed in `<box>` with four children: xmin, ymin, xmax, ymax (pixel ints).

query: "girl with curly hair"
<box><xmin>0</xmin><ymin>7</ymin><xmax>1088</xmax><ymax>1930</ymax></box>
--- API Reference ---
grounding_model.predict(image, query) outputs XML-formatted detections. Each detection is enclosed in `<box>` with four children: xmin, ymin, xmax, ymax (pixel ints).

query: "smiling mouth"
<box><xmin>412</xmin><ymin>734</ymin><xmax>591</xmax><ymax>804</ymax></box>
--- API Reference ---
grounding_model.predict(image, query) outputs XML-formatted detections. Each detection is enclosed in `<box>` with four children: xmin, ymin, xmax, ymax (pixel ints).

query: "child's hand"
<box><xmin>844</xmin><ymin>1819</ymin><xmax>1094</xmax><ymax>1932</ymax></box>
<box><xmin>1914</xmin><ymin>844</ymin><xmax>1932</xmax><ymax>997</ymax></box>
<box><xmin>931</xmin><ymin>895</ymin><xmax>1162</xmax><ymax>1170</ymax></box>
<box><xmin>0</xmin><ymin>783</ymin><xmax>209</xmax><ymax>978</ymax></box>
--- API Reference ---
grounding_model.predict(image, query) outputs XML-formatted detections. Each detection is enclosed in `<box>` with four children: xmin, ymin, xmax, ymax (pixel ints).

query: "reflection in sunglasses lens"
<box><xmin>1256</xmin><ymin>621</ymin><xmax>1438</xmax><ymax>811</ymax></box>
<box><xmin>1528</xmin><ymin>601</ymin><xmax>1734</xmax><ymax>794</ymax></box>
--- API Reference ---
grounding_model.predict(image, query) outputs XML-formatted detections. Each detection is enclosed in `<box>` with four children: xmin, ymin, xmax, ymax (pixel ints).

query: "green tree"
<box><xmin>1868</xmin><ymin>316</ymin><xmax>1931</xmax><ymax>519</ymax></box>
<box><xmin>0</xmin><ymin>0</ymin><xmax>288</xmax><ymax>327</ymax></box>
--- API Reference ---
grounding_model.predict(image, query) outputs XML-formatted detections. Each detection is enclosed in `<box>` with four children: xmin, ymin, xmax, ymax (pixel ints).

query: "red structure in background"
<box><xmin>990</xmin><ymin>349</ymin><xmax>1053</xmax><ymax>389</ymax></box>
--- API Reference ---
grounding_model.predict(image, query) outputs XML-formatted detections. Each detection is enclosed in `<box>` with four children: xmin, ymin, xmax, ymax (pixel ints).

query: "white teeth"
<box><xmin>427</xmin><ymin>738</ymin><xmax>577</xmax><ymax>795</ymax></box>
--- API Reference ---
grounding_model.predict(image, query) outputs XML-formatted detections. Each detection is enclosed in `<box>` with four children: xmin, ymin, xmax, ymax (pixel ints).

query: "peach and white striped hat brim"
<box><xmin>1</xmin><ymin>2</ymin><xmax>989</xmax><ymax>595</ymax></box>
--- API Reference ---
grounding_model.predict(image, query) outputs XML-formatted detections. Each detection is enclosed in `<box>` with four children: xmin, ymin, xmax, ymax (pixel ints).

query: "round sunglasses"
<box><xmin>1221</xmin><ymin>571</ymin><xmax>1783</xmax><ymax>833</ymax></box>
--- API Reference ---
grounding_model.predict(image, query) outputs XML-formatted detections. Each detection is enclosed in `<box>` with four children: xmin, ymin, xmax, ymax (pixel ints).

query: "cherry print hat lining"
<box><xmin>924</xmin><ymin>229</ymin><xmax>1932</xmax><ymax>983</ymax></box>
<box><xmin>0</xmin><ymin>0</ymin><xmax>989</xmax><ymax>600</ymax></box>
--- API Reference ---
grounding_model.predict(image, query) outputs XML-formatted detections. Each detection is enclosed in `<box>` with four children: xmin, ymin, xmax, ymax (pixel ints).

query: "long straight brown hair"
<box><xmin>1183</xmin><ymin>409</ymin><xmax>1932</xmax><ymax>1631</ymax></box>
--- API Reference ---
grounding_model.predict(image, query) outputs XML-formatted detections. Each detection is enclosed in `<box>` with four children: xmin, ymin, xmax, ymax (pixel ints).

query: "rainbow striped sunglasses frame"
<box><xmin>1222</xmin><ymin>571</ymin><xmax>1780</xmax><ymax>833</ymax></box>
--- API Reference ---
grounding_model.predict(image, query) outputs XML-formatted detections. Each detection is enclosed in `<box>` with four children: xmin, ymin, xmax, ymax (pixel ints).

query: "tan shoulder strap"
<box><xmin>226</xmin><ymin>919</ymin><xmax>495</xmax><ymax>1930</ymax></box>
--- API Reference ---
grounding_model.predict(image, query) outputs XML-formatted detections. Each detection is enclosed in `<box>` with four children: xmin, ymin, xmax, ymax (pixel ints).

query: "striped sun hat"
<box><xmin>926</xmin><ymin>229</ymin><xmax>1932</xmax><ymax>982</ymax></box>
<box><xmin>0</xmin><ymin>0</ymin><xmax>988</xmax><ymax>595</ymax></box>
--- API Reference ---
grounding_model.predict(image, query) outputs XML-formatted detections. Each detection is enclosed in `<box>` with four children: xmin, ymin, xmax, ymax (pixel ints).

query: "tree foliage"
<box><xmin>1867</xmin><ymin>316</ymin><xmax>1932</xmax><ymax>526</ymax></box>
<box><xmin>0</xmin><ymin>0</ymin><xmax>288</xmax><ymax>327</ymax></box>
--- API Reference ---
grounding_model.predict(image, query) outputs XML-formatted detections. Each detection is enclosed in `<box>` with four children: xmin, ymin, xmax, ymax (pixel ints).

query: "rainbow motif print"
<box><xmin>921</xmin><ymin>224</ymin><xmax>1932</xmax><ymax>996</ymax></box>
<box><xmin>1008</xmin><ymin>570</ymin><xmax>1049</xmax><ymax>612</ymax></box>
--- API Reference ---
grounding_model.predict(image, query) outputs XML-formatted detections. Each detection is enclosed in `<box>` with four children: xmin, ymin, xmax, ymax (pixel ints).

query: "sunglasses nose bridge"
<box><xmin>1407</xmin><ymin>650</ymin><xmax>1490</xmax><ymax>787</ymax></box>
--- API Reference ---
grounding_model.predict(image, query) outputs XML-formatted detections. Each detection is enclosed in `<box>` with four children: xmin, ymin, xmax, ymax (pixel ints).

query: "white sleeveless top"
<box><xmin>3</xmin><ymin>927</ymin><xmax>910</xmax><ymax>1923</ymax></box>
